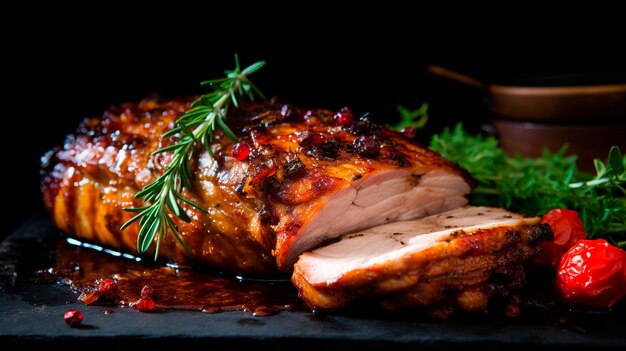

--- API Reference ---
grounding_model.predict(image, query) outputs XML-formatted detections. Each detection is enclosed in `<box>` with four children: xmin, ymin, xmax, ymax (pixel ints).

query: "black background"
<box><xmin>4</xmin><ymin>7</ymin><xmax>626</xmax><ymax>238</ymax></box>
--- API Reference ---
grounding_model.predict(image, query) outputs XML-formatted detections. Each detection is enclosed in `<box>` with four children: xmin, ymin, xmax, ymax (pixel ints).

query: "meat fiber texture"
<box><xmin>292</xmin><ymin>206</ymin><xmax>553</xmax><ymax>316</ymax></box>
<box><xmin>41</xmin><ymin>97</ymin><xmax>472</xmax><ymax>274</ymax></box>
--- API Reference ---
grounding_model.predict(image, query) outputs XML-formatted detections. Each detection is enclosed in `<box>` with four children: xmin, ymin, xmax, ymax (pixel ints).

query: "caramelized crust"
<box><xmin>42</xmin><ymin>97</ymin><xmax>472</xmax><ymax>273</ymax></box>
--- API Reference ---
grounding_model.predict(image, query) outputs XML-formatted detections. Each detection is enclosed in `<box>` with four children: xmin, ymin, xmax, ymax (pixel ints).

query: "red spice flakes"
<box><xmin>98</xmin><ymin>278</ymin><xmax>117</xmax><ymax>295</ymax></box>
<box><xmin>136</xmin><ymin>297</ymin><xmax>155</xmax><ymax>312</ymax></box>
<box><xmin>134</xmin><ymin>284</ymin><xmax>156</xmax><ymax>312</ymax></box>
<box><xmin>80</xmin><ymin>277</ymin><xmax>118</xmax><ymax>305</ymax></box>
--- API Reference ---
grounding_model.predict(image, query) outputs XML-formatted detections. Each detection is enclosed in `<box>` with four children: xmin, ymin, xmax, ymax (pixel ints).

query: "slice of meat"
<box><xmin>41</xmin><ymin>98</ymin><xmax>472</xmax><ymax>274</ymax></box>
<box><xmin>277</xmin><ymin>168</ymin><xmax>471</xmax><ymax>269</ymax></box>
<box><xmin>292</xmin><ymin>206</ymin><xmax>553</xmax><ymax>315</ymax></box>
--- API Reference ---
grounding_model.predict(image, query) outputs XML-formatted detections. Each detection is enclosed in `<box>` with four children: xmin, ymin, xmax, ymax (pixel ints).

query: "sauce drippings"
<box><xmin>52</xmin><ymin>238</ymin><xmax>298</xmax><ymax>316</ymax></box>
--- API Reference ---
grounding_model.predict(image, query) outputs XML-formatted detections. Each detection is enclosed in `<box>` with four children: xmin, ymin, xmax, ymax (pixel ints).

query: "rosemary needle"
<box><xmin>120</xmin><ymin>56</ymin><xmax>266</xmax><ymax>259</ymax></box>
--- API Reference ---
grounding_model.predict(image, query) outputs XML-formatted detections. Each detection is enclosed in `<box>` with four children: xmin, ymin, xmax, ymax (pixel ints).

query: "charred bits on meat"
<box><xmin>298</xmin><ymin>131</ymin><xmax>326</xmax><ymax>147</ymax></box>
<box><xmin>282</xmin><ymin>156</ymin><xmax>306</xmax><ymax>179</ymax></box>
<box><xmin>354</xmin><ymin>135</ymin><xmax>381</xmax><ymax>158</ymax></box>
<box><xmin>42</xmin><ymin>96</ymin><xmax>477</xmax><ymax>276</ymax></box>
<box><xmin>259</xmin><ymin>203</ymin><xmax>279</xmax><ymax>225</ymax></box>
<box><xmin>299</xmin><ymin>131</ymin><xmax>341</xmax><ymax>160</ymax></box>
<box><xmin>306</xmin><ymin>142</ymin><xmax>340</xmax><ymax>160</ymax></box>
<box><xmin>247</xmin><ymin>161</ymin><xmax>277</xmax><ymax>188</ymax></box>
<box><xmin>347</xmin><ymin>112</ymin><xmax>380</xmax><ymax>135</ymax></box>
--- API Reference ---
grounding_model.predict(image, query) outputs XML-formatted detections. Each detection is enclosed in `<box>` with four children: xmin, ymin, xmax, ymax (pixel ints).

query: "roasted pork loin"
<box><xmin>292</xmin><ymin>206</ymin><xmax>552</xmax><ymax>317</ymax></box>
<box><xmin>41</xmin><ymin>98</ymin><xmax>472</xmax><ymax>273</ymax></box>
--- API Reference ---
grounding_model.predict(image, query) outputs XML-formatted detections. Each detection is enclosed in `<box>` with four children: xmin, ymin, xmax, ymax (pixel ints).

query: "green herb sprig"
<box><xmin>121</xmin><ymin>56</ymin><xmax>266</xmax><ymax>259</ymax></box>
<box><xmin>428</xmin><ymin>123</ymin><xmax>626</xmax><ymax>247</ymax></box>
<box><xmin>391</xmin><ymin>103</ymin><xmax>429</xmax><ymax>130</ymax></box>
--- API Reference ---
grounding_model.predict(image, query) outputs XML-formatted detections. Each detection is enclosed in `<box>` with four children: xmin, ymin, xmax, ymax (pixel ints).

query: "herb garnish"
<box><xmin>120</xmin><ymin>56</ymin><xmax>266</xmax><ymax>259</ymax></box>
<box><xmin>429</xmin><ymin>123</ymin><xmax>626</xmax><ymax>247</ymax></box>
<box><xmin>393</xmin><ymin>103</ymin><xmax>429</xmax><ymax>130</ymax></box>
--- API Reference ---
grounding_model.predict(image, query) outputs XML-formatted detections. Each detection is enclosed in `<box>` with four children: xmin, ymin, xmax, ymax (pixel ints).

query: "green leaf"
<box><xmin>234</xmin><ymin>53</ymin><xmax>241</xmax><ymax>72</ymax></box>
<box><xmin>595</xmin><ymin>158</ymin><xmax>606</xmax><ymax>175</ymax></box>
<box><xmin>177</xmin><ymin>207</ymin><xmax>191</xmax><ymax>222</ymax></box>
<box><xmin>180</xmin><ymin>161</ymin><xmax>193</xmax><ymax>189</ymax></box>
<box><xmin>135</xmin><ymin>181</ymin><xmax>162</xmax><ymax>198</ymax></box>
<box><xmin>175</xmin><ymin>191</ymin><xmax>208</xmax><ymax>213</ymax></box>
<box><xmin>167</xmin><ymin>191</ymin><xmax>181</xmax><ymax>216</ymax></box>
<box><xmin>120</xmin><ymin>207</ymin><xmax>149</xmax><ymax>230</ymax></box>
<box><xmin>165</xmin><ymin>214</ymin><xmax>192</xmax><ymax>253</ymax></box>
<box><xmin>121</xmin><ymin>55</ymin><xmax>266</xmax><ymax>259</ymax></box>
<box><xmin>162</xmin><ymin>127</ymin><xmax>182</xmax><ymax>138</ymax></box>
<box><xmin>248</xmin><ymin>82</ymin><xmax>266</xmax><ymax>101</ymax></box>
<box><xmin>200</xmin><ymin>77</ymin><xmax>229</xmax><ymax>86</ymax></box>
<box><xmin>138</xmin><ymin>218</ymin><xmax>160</xmax><ymax>253</ymax></box>
<box><xmin>179</xmin><ymin>107</ymin><xmax>212</xmax><ymax>122</ymax></box>
<box><xmin>609</xmin><ymin>146</ymin><xmax>624</xmax><ymax>174</ymax></box>
<box><xmin>242</xmin><ymin>61</ymin><xmax>266</xmax><ymax>75</ymax></box>
<box><xmin>153</xmin><ymin>143</ymin><xmax>183</xmax><ymax>154</ymax></box>
<box><xmin>391</xmin><ymin>103</ymin><xmax>429</xmax><ymax>131</ymax></box>
<box><xmin>230</xmin><ymin>89</ymin><xmax>239</xmax><ymax>108</ymax></box>
<box><xmin>216</xmin><ymin>116</ymin><xmax>238</xmax><ymax>141</ymax></box>
<box><xmin>122</xmin><ymin>205</ymin><xmax>150</xmax><ymax>212</ymax></box>
<box><xmin>178</xmin><ymin>121</ymin><xmax>197</xmax><ymax>140</ymax></box>
<box><xmin>430</xmin><ymin>123</ymin><xmax>626</xmax><ymax>241</ymax></box>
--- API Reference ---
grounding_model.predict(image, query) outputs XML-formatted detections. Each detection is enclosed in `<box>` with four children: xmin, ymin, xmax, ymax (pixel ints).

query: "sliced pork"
<box><xmin>41</xmin><ymin>98</ymin><xmax>472</xmax><ymax>273</ymax></box>
<box><xmin>292</xmin><ymin>206</ymin><xmax>553</xmax><ymax>316</ymax></box>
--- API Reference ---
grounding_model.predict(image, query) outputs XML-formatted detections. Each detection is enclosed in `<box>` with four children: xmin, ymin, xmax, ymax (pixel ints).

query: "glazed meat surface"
<box><xmin>41</xmin><ymin>98</ymin><xmax>472</xmax><ymax>274</ymax></box>
<box><xmin>292</xmin><ymin>206</ymin><xmax>553</xmax><ymax>316</ymax></box>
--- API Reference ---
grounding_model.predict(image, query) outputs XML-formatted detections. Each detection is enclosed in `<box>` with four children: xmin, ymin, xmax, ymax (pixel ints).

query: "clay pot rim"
<box><xmin>489</xmin><ymin>83</ymin><xmax>626</xmax><ymax>96</ymax></box>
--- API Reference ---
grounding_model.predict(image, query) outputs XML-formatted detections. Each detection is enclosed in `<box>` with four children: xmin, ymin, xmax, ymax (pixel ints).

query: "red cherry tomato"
<box><xmin>533</xmin><ymin>209</ymin><xmax>587</xmax><ymax>268</ymax></box>
<box><xmin>557</xmin><ymin>239</ymin><xmax>626</xmax><ymax>309</ymax></box>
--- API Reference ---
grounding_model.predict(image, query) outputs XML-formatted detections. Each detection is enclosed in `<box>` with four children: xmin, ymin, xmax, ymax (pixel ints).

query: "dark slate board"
<box><xmin>1</xmin><ymin>216</ymin><xmax>625</xmax><ymax>350</ymax></box>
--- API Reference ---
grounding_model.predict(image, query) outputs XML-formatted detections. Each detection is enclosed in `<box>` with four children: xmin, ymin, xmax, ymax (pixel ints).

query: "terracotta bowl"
<box><xmin>490</xmin><ymin>119</ymin><xmax>626</xmax><ymax>172</ymax></box>
<box><xmin>489</xmin><ymin>83</ymin><xmax>626</xmax><ymax>122</ymax></box>
<box><xmin>427</xmin><ymin>65</ymin><xmax>626</xmax><ymax>171</ymax></box>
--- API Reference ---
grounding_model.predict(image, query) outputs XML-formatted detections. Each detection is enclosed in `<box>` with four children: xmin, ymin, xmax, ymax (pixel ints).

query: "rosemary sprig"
<box><xmin>120</xmin><ymin>56</ymin><xmax>266</xmax><ymax>259</ymax></box>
